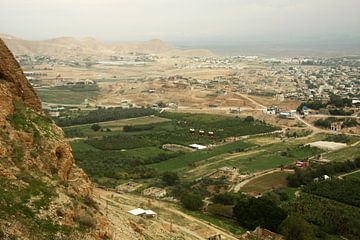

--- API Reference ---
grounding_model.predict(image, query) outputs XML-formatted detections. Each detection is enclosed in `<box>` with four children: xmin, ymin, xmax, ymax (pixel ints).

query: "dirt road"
<box><xmin>94</xmin><ymin>188</ymin><xmax>239</xmax><ymax>240</ymax></box>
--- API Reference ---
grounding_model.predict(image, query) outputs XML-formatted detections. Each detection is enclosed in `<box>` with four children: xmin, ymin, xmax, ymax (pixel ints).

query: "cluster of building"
<box><xmin>175</xmin><ymin>56</ymin><xmax>360</xmax><ymax>103</ymax></box>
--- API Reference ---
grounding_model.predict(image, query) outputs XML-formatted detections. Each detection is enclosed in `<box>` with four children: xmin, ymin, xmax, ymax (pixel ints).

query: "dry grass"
<box><xmin>241</xmin><ymin>171</ymin><xmax>291</xmax><ymax>196</ymax></box>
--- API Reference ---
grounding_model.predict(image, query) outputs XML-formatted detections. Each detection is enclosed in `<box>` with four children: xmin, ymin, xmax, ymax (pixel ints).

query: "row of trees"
<box><xmin>287</xmin><ymin>158</ymin><xmax>360</xmax><ymax>187</ymax></box>
<box><xmin>298</xmin><ymin>94</ymin><xmax>354</xmax><ymax>112</ymax></box>
<box><xmin>56</xmin><ymin>107</ymin><xmax>157</xmax><ymax>127</ymax></box>
<box><xmin>304</xmin><ymin>178</ymin><xmax>360</xmax><ymax>207</ymax></box>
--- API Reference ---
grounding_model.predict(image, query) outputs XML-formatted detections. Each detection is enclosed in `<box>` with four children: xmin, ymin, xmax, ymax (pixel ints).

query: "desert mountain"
<box><xmin>0</xmin><ymin>33</ymin><xmax>214</xmax><ymax>58</ymax></box>
<box><xmin>0</xmin><ymin>38</ymin><xmax>112</xmax><ymax>239</ymax></box>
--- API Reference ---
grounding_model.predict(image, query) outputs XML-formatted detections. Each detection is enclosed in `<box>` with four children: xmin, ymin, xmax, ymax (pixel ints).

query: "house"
<box><xmin>127</xmin><ymin>208</ymin><xmax>157</xmax><ymax>218</ymax></box>
<box><xmin>330</xmin><ymin>122</ymin><xmax>342</xmax><ymax>131</ymax></box>
<box><xmin>295</xmin><ymin>161</ymin><xmax>309</xmax><ymax>168</ymax></box>
<box><xmin>241</xmin><ymin>227</ymin><xmax>285</xmax><ymax>240</ymax></box>
<box><xmin>264</xmin><ymin>107</ymin><xmax>277</xmax><ymax>115</ymax></box>
<box><xmin>278</xmin><ymin>110</ymin><xmax>296</xmax><ymax>119</ymax></box>
<box><xmin>49</xmin><ymin>111</ymin><xmax>60</xmax><ymax>117</ymax></box>
<box><xmin>189</xmin><ymin>144</ymin><xmax>207</xmax><ymax>150</ymax></box>
<box><xmin>142</xmin><ymin>187</ymin><xmax>167</xmax><ymax>198</ymax></box>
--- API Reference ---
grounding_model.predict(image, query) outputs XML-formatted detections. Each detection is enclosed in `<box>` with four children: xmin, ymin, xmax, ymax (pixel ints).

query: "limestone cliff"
<box><xmin>0</xmin><ymin>38</ymin><xmax>110</xmax><ymax>239</ymax></box>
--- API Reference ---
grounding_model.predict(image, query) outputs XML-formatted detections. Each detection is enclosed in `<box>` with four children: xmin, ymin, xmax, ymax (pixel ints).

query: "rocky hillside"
<box><xmin>0</xmin><ymin>38</ymin><xmax>111</xmax><ymax>239</ymax></box>
<box><xmin>0</xmin><ymin>33</ymin><xmax>214</xmax><ymax>59</ymax></box>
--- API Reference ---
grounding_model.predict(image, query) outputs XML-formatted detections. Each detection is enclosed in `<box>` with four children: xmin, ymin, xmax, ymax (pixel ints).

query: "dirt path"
<box><xmin>94</xmin><ymin>188</ymin><xmax>239</xmax><ymax>240</ymax></box>
<box><xmin>338</xmin><ymin>169</ymin><xmax>360</xmax><ymax>178</ymax></box>
<box><xmin>237</xmin><ymin>94</ymin><xmax>267</xmax><ymax>109</ymax></box>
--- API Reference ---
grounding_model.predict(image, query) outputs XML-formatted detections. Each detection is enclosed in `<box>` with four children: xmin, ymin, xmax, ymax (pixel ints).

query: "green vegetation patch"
<box><xmin>36</xmin><ymin>84</ymin><xmax>99</xmax><ymax>105</ymax></box>
<box><xmin>303</xmin><ymin>178</ymin><xmax>360</xmax><ymax>207</ymax></box>
<box><xmin>149</xmin><ymin>140</ymin><xmax>254</xmax><ymax>172</ymax></box>
<box><xmin>293</xmin><ymin>193</ymin><xmax>360</xmax><ymax>238</ymax></box>
<box><xmin>85</xmin><ymin>134</ymin><xmax>152</xmax><ymax>150</ymax></box>
<box><xmin>0</xmin><ymin>173</ymin><xmax>71</xmax><ymax>239</ymax></box>
<box><xmin>242</xmin><ymin>171</ymin><xmax>291</xmax><ymax>195</ymax></box>
<box><xmin>56</xmin><ymin>107</ymin><xmax>157</xmax><ymax>127</ymax></box>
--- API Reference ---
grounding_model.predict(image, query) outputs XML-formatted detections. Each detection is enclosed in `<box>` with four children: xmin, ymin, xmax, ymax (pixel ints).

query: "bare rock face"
<box><xmin>0</xmin><ymin>38</ymin><xmax>110</xmax><ymax>239</ymax></box>
<box><xmin>0</xmin><ymin>39</ymin><xmax>41</xmax><ymax>112</ymax></box>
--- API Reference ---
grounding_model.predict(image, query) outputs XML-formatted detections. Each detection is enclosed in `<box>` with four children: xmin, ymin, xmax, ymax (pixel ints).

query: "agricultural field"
<box><xmin>64</xmin><ymin>115</ymin><xmax>169</xmax><ymax>138</ymax></box>
<box><xmin>292</xmin><ymin>193</ymin><xmax>360</xmax><ymax>239</ymax></box>
<box><xmin>322</xmin><ymin>145</ymin><xmax>360</xmax><ymax>162</ymax></box>
<box><xmin>241</xmin><ymin>171</ymin><xmax>292</xmax><ymax>196</ymax></box>
<box><xmin>67</xmin><ymin>112</ymin><xmax>279</xmax><ymax>186</ymax></box>
<box><xmin>149</xmin><ymin>140</ymin><xmax>255</xmax><ymax>173</ymax></box>
<box><xmin>303</xmin><ymin>178</ymin><xmax>360</xmax><ymax>207</ymax></box>
<box><xmin>184</xmin><ymin>136</ymin><xmax>325</xmax><ymax>180</ymax></box>
<box><xmin>36</xmin><ymin>85</ymin><xmax>99</xmax><ymax>104</ymax></box>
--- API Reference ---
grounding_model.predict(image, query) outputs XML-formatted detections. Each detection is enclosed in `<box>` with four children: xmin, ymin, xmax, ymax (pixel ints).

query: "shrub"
<box><xmin>91</xmin><ymin>124</ymin><xmax>101</xmax><ymax>132</ymax></box>
<box><xmin>244</xmin><ymin>116</ymin><xmax>255</xmax><ymax>123</ymax></box>
<box><xmin>280</xmin><ymin>214</ymin><xmax>316</xmax><ymax>240</ymax></box>
<box><xmin>180</xmin><ymin>192</ymin><xmax>204</xmax><ymax>211</ymax></box>
<box><xmin>161</xmin><ymin>171</ymin><xmax>179</xmax><ymax>186</ymax></box>
<box><xmin>233</xmin><ymin>197</ymin><xmax>287</xmax><ymax>232</ymax></box>
<box><xmin>75</xmin><ymin>214</ymin><xmax>96</xmax><ymax>228</ymax></box>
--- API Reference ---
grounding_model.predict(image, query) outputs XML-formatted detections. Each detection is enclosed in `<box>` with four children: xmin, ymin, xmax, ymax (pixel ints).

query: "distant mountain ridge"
<box><xmin>0</xmin><ymin>33</ymin><xmax>214</xmax><ymax>58</ymax></box>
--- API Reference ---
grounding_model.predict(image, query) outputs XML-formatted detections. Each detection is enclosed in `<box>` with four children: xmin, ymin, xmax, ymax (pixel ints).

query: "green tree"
<box><xmin>181</xmin><ymin>192</ymin><xmax>203</xmax><ymax>211</ymax></box>
<box><xmin>161</xmin><ymin>171</ymin><xmax>179</xmax><ymax>186</ymax></box>
<box><xmin>91</xmin><ymin>124</ymin><xmax>101</xmax><ymax>132</ymax></box>
<box><xmin>233</xmin><ymin>197</ymin><xmax>287</xmax><ymax>232</ymax></box>
<box><xmin>280</xmin><ymin>214</ymin><xmax>316</xmax><ymax>240</ymax></box>
<box><xmin>244</xmin><ymin>116</ymin><xmax>255</xmax><ymax>123</ymax></box>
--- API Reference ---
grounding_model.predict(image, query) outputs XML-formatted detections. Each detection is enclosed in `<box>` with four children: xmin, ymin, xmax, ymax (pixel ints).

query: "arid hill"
<box><xmin>0</xmin><ymin>33</ymin><xmax>214</xmax><ymax>58</ymax></box>
<box><xmin>0</xmin><ymin>38</ymin><xmax>111</xmax><ymax>239</ymax></box>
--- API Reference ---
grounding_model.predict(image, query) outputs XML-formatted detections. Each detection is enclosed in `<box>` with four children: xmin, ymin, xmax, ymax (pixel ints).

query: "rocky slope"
<box><xmin>0</xmin><ymin>38</ymin><xmax>111</xmax><ymax>239</ymax></box>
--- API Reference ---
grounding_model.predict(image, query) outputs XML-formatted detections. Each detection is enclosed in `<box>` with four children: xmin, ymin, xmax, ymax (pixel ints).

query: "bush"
<box><xmin>161</xmin><ymin>171</ymin><xmax>179</xmax><ymax>186</ymax></box>
<box><xmin>280</xmin><ymin>214</ymin><xmax>316</xmax><ymax>240</ymax></box>
<box><xmin>123</xmin><ymin>124</ymin><xmax>154</xmax><ymax>132</ymax></box>
<box><xmin>314</xmin><ymin>118</ymin><xmax>335</xmax><ymax>128</ymax></box>
<box><xmin>91</xmin><ymin>124</ymin><xmax>101</xmax><ymax>132</ymax></box>
<box><xmin>244</xmin><ymin>116</ymin><xmax>255</xmax><ymax>123</ymax></box>
<box><xmin>212</xmin><ymin>192</ymin><xmax>246</xmax><ymax>205</ymax></box>
<box><xmin>75</xmin><ymin>214</ymin><xmax>96</xmax><ymax>228</ymax></box>
<box><xmin>180</xmin><ymin>192</ymin><xmax>204</xmax><ymax>211</ymax></box>
<box><xmin>233</xmin><ymin>197</ymin><xmax>287</xmax><ymax>232</ymax></box>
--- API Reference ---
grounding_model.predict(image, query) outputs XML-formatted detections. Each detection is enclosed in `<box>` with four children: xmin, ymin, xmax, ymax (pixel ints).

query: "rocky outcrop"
<box><xmin>0</xmin><ymin>38</ymin><xmax>41</xmax><ymax>112</ymax></box>
<box><xmin>0</xmin><ymin>38</ymin><xmax>110</xmax><ymax>239</ymax></box>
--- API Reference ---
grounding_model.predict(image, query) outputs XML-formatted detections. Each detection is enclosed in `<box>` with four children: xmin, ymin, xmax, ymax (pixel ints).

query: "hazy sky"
<box><xmin>1</xmin><ymin>0</ymin><xmax>360</xmax><ymax>47</ymax></box>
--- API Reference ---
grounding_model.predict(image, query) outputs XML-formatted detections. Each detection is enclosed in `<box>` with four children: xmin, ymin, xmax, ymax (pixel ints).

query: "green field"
<box><xmin>67</xmin><ymin>112</ymin><xmax>279</xmax><ymax>186</ymax></box>
<box><xmin>185</xmin><ymin>136</ymin><xmax>325</xmax><ymax>179</ymax></box>
<box><xmin>322</xmin><ymin>145</ymin><xmax>360</xmax><ymax>162</ymax></box>
<box><xmin>36</xmin><ymin>85</ymin><xmax>99</xmax><ymax>104</ymax></box>
<box><xmin>64</xmin><ymin>115</ymin><xmax>170</xmax><ymax>137</ymax></box>
<box><xmin>241</xmin><ymin>171</ymin><xmax>291</xmax><ymax>195</ymax></box>
<box><xmin>149</xmin><ymin>140</ymin><xmax>255</xmax><ymax>172</ymax></box>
